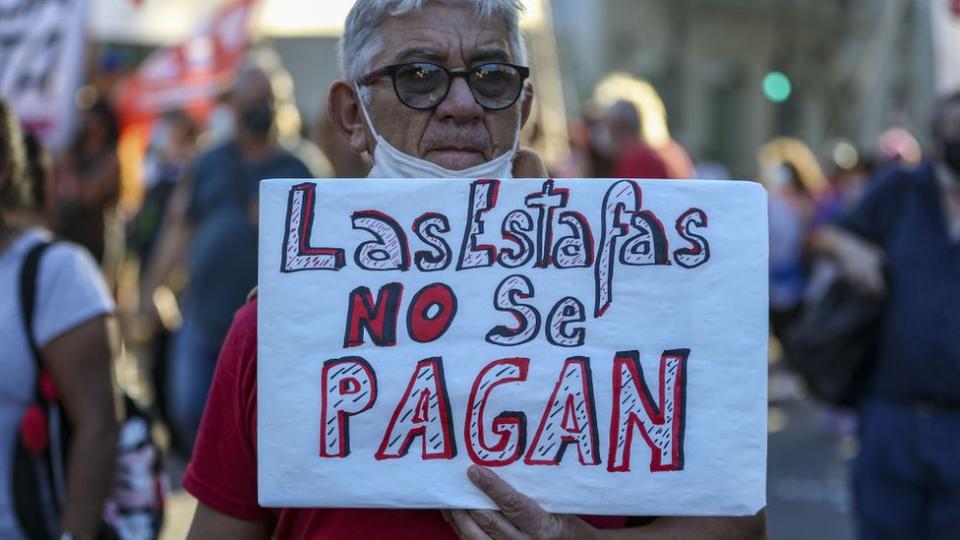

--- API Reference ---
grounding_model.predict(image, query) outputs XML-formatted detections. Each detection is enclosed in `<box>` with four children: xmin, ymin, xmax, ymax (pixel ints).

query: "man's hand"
<box><xmin>442</xmin><ymin>466</ymin><xmax>767</xmax><ymax>539</ymax></box>
<box><xmin>442</xmin><ymin>465</ymin><xmax>599</xmax><ymax>540</ymax></box>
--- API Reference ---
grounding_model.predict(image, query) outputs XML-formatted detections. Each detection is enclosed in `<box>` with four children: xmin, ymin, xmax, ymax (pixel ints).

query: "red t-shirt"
<box><xmin>182</xmin><ymin>300</ymin><xmax>629</xmax><ymax>538</ymax></box>
<box><xmin>612</xmin><ymin>142</ymin><xmax>671</xmax><ymax>179</ymax></box>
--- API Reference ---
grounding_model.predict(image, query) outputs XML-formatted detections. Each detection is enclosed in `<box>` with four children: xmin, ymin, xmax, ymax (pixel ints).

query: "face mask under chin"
<box><xmin>358</xmin><ymin>91</ymin><xmax>519</xmax><ymax>179</ymax></box>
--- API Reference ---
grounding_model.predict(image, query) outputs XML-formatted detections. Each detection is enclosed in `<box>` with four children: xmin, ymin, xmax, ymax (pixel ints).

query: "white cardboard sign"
<box><xmin>0</xmin><ymin>0</ymin><xmax>88</xmax><ymax>149</ymax></box>
<box><xmin>258</xmin><ymin>178</ymin><xmax>768</xmax><ymax>516</ymax></box>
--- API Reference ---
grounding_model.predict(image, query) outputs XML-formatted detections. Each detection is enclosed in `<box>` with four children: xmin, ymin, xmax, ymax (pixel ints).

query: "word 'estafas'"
<box><xmin>319</xmin><ymin>350</ymin><xmax>689</xmax><ymax>473</ymax></box>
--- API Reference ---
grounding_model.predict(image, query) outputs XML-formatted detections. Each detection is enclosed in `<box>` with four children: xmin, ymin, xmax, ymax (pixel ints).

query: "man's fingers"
<box><xmin>467</xmin><ymin>510</ymin><xmax>527</xmax><ymax>540</ymax></box>
<box><xmin>444</xmin><ymin>509</ymin><xmax>494</xmax><ymax>540</ymax></box>
<box><xmin>467</xmin><ymin>465</ymin><xmax>555</xmax><ymax>536</ymax></box>
<box><xmin>512</xmin><ymin>148</ymin><xmax>548</xmax><ymax>178</ymax></box>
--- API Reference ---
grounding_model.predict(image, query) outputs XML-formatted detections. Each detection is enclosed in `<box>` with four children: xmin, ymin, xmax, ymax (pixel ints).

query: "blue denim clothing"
<box><xmin>853</xmin><ymin>400</ymin><xmax>960</xmax><ymax>540</ymax></box>
<box><xmin>168</xmin><ymin>318</ymin><xmax>223</xmax><ymax>451</ymax></box>
<box><xmin>840</xmin><ymin>164</ymin><xmax>960</xmax><ymax>407</ymax></box>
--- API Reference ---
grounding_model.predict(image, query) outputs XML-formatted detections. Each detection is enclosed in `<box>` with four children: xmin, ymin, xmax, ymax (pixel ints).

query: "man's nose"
<box><xmin>435</xmin><ymin>76</ymin><xmax>483</xmax><ymax>123</ymax></box>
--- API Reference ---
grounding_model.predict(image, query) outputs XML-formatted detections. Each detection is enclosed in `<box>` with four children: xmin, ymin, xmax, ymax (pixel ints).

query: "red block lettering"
<box><xmin>319</xmin><ymin>357</ymin><xmax>377</xmax><ymax>457</ymax></box>
<box><xmin>343</xmin><ymin>283</ymin><xmax>403</xmax><ymax>347</ymax></box>
<box><xmin>465</xmin><ymin>358</ymin><xmax>529</xmax><ymax>466</ymax></box>
<box><xmin>281</xmin><ymin>182</ymin><xmax>346</xmax><ymax>272</ymax></box>
<box><xmin>608</xmin><ymin>349</ymin><xmax>689</xmax><ymax>473</ymax></box>
<box><xmin>525</xmin><ymin>357</ymin><xmax>599</xmax><ymax>466</ymax></box>
<box><xmin>406</xmin><ymin>283</ymin><xmax>458</xmax><ymax>343</ymax></box>
<box><xmin>376</xmin><ymin>358</ymin><xmax>456</xmax><ymax>460</ymax></box>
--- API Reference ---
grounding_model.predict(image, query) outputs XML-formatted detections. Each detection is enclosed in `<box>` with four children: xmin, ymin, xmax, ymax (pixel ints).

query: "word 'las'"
<box><xmin>280</xmin><ymin>179</ymin><xmax>710</xmax><ymax>317</ymax></box>
<box><xmin>320</xmin><ymin>350</ymin><xmax>688</xmax><ymax>473</ymax></box>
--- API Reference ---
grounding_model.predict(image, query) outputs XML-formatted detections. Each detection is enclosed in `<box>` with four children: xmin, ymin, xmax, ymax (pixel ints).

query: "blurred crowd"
<box><xmin>2</xmin><ymin>36</ymin><xmax>959</xmax><ymax>539</ymax></box>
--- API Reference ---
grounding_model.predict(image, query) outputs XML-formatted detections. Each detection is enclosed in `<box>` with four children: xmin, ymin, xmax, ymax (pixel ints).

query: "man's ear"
<box><xmin>519</xmin><ymin>83</ymin><xmax>535</xmax><ymax>128</ymax></box>
<box><xmin>327</xmin><ymin>81</ymin><xmax>370</xmax><ymax>155</ymax></box>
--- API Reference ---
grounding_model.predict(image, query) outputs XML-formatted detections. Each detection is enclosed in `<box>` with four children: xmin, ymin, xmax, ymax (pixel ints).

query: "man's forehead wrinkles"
<box><xmin>470</xmin><ymin>44</ymin><xmax>512</xmax><ymax>63</ymax></box>
<box><xmin>393</xmin><ymin>45</ymin><xmax>448</xmax><ymax>64</ymax></box>
<box><xmin>389</xmin><ymin>41</ymin><xmax>511</xmax><ymax>67</ymax></box>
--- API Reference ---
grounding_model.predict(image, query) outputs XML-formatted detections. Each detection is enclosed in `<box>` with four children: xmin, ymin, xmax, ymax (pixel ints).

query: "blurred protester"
<box><xmin>592</xmin><ymin>74</ymin><xmax>694</xmax><ymax>179</ymax></box>
<box><xmin>551</xmin><ymin>105</ymin><xmax>615</xmax><ymax>178</ymax></box>
<box><xmin>813</xmin><ymin>92</ymin><xmax>960</xmax><ymax>539</ymax></box>
<box><xmin>604</xmin><ymin>100</ymin><xmax>670</xmax><ymax>179</ymax></box>
<box><xmin>583</xmin><ymin>101</ymin><xmax>616</xmax><ymax>177</ymax></box>
<box><xmin>0</xmin><ymin>100</ymin><xmax>119</xmax><ymax>539</ymax></box>
<box><xmin>202</xmin><ymin>91</ymin><xmax>236</xmax><ymax>148</ymax></box>
<box><xmin>129</xmin><ymin>110</ymin><xmax>198</xmax><ymax>426</ymax></box>
<box><xmin>140</xmin><ymin>65</ymin><xmax>312</xmax><ymax>453</ymax></box>
<box><xmin>812</xmin><ymin>155</ymin><xmax>875</xmax><ymax>231</ymax></box>
<box><xmin>691</xmin><ymin>143</ymin><xmax>731</xmax><ymax>181</ymax></box>
<box><xmin>550</xmin><ymin>116</ymin><xmax>591</xmax><ymax>178</ymax></box>
<box><xmin>758</xmin><ymin>138</ymin><xmax>827</xmax><ymax>343</ymax></box>
<box><xmin>54</xmin><ymin>98</ymin><xmax>123</xmax><ymax>269</ymax></box>
<box><xmin>877</xmin><ymin>126</ymin><xmax>923</xmax><ymax>167</ymax></box>
<box><xmin>21</xmin><ymin>132</ymin><xmax>55</xmax><ymax>227</ymax></box>
<box><xmin>250</xmin><ymin>47</ymin><xmax>332</xmax><ymax>179</ymax></box>
<box><xmin>656</xmin><ymin>138</ymin><xmax>696</xmax><ymax>180</ymax></box>
<box><xmin>803</xmin><ymin>153</ymin><xmax>877</xmax><ymax>437</ymax></box>
<box><xmin>131</xmin><ymin>111</ymin><xmax>199</xmax><ymax>270</ymax></box>
<box><xmin>766</xmin><ymin>162</ymin><xmax>814</xmax><ymax>339</ymax></box>
<box><xmin>693</xmin><ymin>159</ymin><xmax>731</xmax><ymax>181</ymax></box>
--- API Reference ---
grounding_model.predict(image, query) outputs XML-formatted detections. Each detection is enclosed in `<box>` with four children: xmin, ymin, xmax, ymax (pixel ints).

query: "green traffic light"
<box><xmin>763</xmin><ymin>71</ymin><xmax>791</xmax><ymax>103</ymax></box>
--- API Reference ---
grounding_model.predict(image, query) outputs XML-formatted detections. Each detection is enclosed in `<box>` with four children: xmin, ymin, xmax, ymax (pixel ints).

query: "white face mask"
<box><xmin>207</xmin><ymin>104</ymin><xmax>235</xmax><ymax>143</ymax></box>
<box><xmin>764</xmin><ymin>163</ymin><xmax>793</xmax><ymax>191</ymax></box>
<box><xmin>357</xmin><ymin>89</ymin><xmax>520</xmax><ymax>179</ymax></box>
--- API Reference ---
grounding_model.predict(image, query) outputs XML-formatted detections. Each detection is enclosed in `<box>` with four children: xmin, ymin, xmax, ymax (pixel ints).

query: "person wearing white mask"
<box><xmin>182</xmin><ymin>1</ymin><xmax>766</xmax><ymax>539</ymax></box>
<box><xmin>327</xmin><ymin>0</ymin><xmax>545</xmax><ymax>181</ymax></box>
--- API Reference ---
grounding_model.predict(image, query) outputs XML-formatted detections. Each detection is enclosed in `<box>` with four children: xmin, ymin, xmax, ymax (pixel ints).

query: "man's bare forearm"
<box><xmin>140</xmin><ymin>184</ymin><xmax>193</xmax><ymax>305</ymax></box>
<box><xmin>810</xmin><ymin>225</ymin><xmax>858</xmax><ymax>260</ymax></box>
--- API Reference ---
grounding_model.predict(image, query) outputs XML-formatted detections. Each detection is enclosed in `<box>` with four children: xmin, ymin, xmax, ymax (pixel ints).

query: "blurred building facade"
<box><xmin>552</xmin><ymin>0</ymin><xmax>938</xmax><ymax>178</ymax></box>
<box><xmin>90</xmin><ymin>0</ymin><xmax>939</xmax><ymax>180</ymax></box>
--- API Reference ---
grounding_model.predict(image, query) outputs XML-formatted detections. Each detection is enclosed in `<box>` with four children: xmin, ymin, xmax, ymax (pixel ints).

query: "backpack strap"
<box><xmin>18</xmin><ymin>240</ymin><xmax>54</xmax><ymax>397</ymax></box>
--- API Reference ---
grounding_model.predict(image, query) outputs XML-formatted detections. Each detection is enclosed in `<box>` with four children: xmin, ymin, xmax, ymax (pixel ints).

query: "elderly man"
<box><xmin>183</xmin><ymin>1</ymin><xmax>766</xmax><ymax>538</ymax></box>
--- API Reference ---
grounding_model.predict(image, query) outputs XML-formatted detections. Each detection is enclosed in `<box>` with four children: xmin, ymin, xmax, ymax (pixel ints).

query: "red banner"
<box><xmin>115</xmin><ymin>0</ymin><xmax>256</xmax><ymax>123</ymax></box>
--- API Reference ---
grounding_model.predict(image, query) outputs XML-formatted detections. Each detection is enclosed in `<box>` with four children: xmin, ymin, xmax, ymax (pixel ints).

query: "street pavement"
<box><xmin>767</xmin><ymin>368</ymin><xmax>857</xmax><ymax>540</ymax></box>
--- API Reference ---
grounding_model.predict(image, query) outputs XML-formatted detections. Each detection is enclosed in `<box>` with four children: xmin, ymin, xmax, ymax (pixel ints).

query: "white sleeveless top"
<box><xmin>0</xmin><ymin>228</ymin><xmax>113</xmax><ymax>539</ymax></box>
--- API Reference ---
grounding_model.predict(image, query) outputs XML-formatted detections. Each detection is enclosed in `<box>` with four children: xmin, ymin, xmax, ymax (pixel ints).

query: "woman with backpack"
<box><xmin>0</xmin><ymin>100</ymin><xmax>119</xmax><ymax>539</ymax></box>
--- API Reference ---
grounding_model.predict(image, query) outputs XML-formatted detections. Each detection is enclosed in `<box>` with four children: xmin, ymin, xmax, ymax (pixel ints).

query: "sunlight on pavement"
<box><xmin>160</xmin><ymin>491</ymin><xmax>196</xmax><ymax>540</ymax></box>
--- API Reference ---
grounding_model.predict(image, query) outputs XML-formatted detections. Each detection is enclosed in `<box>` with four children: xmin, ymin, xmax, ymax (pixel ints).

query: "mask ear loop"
<box><xmin>354</xmin><ymin>84</ymin><xmax>379</xmax><ymax>141</ymax></box>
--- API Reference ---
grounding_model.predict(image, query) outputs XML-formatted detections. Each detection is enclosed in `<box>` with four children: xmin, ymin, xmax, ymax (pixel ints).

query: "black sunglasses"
<box><xmin>358</xmin><ymin>61</ymin><xmax>530</xmax><ymax>111</ymax></box>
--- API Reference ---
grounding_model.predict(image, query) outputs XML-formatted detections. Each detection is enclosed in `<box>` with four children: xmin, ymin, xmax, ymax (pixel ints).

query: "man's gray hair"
<box><xmin>339</xmin><ymin>0</ymin><xmax>528</xmax><ymax>84</ymax></box>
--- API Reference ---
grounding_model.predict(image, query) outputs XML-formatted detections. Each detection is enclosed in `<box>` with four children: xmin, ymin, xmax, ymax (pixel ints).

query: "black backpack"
<box><xmin>14</xmin><ymin>240</ymin><xmax>167</xmax><ymax>540</ymax></box>
<box><xmin>783</xmin><ymin>273</ymin><xmax>885</xmax><ymax>408</ymax></box>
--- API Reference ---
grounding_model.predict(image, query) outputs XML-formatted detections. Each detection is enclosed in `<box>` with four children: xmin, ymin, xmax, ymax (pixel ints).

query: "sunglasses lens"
<box><xmin>470</xmin><ymin>64</ymin><xmax>524</xmax><ymax>109</ymax></box>
<box><xmin>394</xmin><ymin>63</ymin><xmax>449</xmax><ymax>109</ymax></box>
